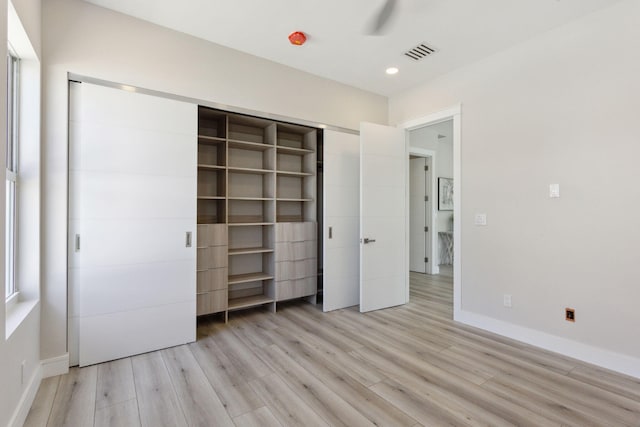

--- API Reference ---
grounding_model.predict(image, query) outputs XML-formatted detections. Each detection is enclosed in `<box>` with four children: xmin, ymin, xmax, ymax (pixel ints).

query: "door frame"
<box><xmin>400</xmin><ymin>105</ymin><xmax>462</xmax><ymax>319</ymax></box>
<box><xmin>408</xmin><ymin>149</ymin><xmax>437</xmax><ymax>275</ymax></box>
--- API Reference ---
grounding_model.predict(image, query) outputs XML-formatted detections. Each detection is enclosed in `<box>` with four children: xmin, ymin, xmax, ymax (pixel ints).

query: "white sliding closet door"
<box><xmin>69</xmin><ymin>82</ymin><xmax>197</xmax><ymax>367</ymax></box>
<box><xmin>359</xmin><ymin>122</ymin><xmax>407</xmax><ymax>312</ymax></box>
<box><xmin>323</xmin><ymin>130</ymin><xmax>360</xmax><ymax>312</ymax></box>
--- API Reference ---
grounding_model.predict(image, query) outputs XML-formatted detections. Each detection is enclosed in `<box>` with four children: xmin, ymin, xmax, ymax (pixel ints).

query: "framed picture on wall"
<box><xmin>438</xmin><ymin>177</ymin><xmax>453</xmax><ymax>211</ymax></box>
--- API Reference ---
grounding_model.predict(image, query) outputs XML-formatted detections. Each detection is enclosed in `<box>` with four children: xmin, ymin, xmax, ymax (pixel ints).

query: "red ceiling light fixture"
<box><xmin>288</xmin><ymin>31</ymin><xmax>307</xmax><ymax>46</ymax></box>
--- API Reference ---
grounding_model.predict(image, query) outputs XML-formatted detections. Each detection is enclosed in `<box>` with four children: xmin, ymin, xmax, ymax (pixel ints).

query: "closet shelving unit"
<box><xmin>197</xmin><ymin>112</ymin><xmax>227</xmax><ymax>224</ymax></box>
<box><xmin>196</xmin><ymin>106</ymin><xmax>318</xmax><ymax>318</ymax></box>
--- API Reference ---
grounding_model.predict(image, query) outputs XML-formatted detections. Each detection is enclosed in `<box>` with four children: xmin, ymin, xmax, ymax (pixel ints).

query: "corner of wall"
<box><xmin>7</xmin><ymin>363</ymin><xmax>42</xmax><ymax>427</ymax></box>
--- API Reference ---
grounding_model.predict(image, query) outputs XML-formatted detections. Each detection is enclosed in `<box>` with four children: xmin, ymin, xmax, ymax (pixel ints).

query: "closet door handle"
<box><xmin>328</xmin><ymin>226</ymin><xmax>333</xmax><ymax>239</ymax></box>
<box><xmin>185</xmin><ymin>231</ymin><xmax>192</xmax><ymax>248</ymax></box>
<box><xmin>362</xmin><ymin>238</ymin><xmax>376</xmax><ymax>244</ymax></box>
<box><xmin>75</xmin><ymin>234</ymin><xmax>81</xmax><ymax>252</ymax></box>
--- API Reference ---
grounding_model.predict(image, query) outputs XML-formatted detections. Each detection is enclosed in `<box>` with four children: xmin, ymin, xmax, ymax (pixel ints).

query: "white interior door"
<box><xmin>425</xmin><ymin>157</ymin><xmax>433</xmax><ymax>273</ymax></box>
<box><xmin>323</xmin><ymin>130</ymin><xmax>360</xmax><ymax>312</ymax></box>
<box><xmin>69</xmin><ymin>82</ymin><xmax>197</xmax><ymax>367</ymax></box>
<box><xmin>360</xmin><ymin>122</ymin><xmax>407</xmax><ymax>312</ymax></box>
<box><xmin>409</xmin><ymin>157</ymin><xmax>426</xmax><ymax>273</ymax></box>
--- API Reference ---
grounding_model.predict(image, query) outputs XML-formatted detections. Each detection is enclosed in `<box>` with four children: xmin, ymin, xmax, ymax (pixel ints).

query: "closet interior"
<box><xmin>196</xmin><ymin>107</ymin><xmax>319</xmax><ymax>320</ymax></box>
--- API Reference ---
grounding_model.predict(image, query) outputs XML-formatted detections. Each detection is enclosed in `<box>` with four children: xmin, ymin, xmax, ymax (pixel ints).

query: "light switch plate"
<box><xmin>549</xmin><ymin>184</ymin><xmax>560</xmax><ymax>198</ymax></box>
<box><xmin>503</xmin><ymin>294</ymin><xmax>512</xmax><ymax>308</ymax></box>
<box><xmin>475</xmin><ymin>213</ymin><xmax>487</xmax><ymax>226</ymax></box>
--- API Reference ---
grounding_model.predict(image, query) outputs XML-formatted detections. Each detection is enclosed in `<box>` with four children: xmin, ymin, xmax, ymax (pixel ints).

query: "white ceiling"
<box><xmin>84</xmin><ymin>0</ymin><xmax>620</xmax><ymax>96</ymax></box>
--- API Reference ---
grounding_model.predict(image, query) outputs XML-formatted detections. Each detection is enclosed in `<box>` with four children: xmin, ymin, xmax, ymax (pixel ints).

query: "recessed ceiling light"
<box><xmin>386</xmin><ymin>67</ymin><xmax>399</xmax><ymax>75</ymax></box>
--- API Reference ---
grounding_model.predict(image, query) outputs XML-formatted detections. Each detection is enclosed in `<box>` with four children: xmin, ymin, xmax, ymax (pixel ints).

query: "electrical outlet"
<box><xmin>565</xmin><ymin>308</ymin><xmax>575</xmax><ymax>322</ymax></box>
<box><xmin>550</xmin><ymin>184</ymin><xmax>560</xmax><ymax>198</ymax></box>
<box><xmin>503</xmin><ymin>294</ymin><xmax>512</xmax><ymax>308</ymax></box>
<box><xmin>475</xmin><ymin>214</ymin><xmax>487</xmax><ymax>226</ymax></box>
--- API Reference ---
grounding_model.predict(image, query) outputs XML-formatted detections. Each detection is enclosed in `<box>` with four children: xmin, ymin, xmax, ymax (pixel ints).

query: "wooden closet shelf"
<box><xmin>228</xmin><ymin>272</ymin><xmax>274</xmax><ymax>285</ymax></box>
<box><xmin>276</xmin><ymin>170</ymin><xmax>313</xmax><ymax>177</ymax></box>
<box><xmin>228</xmin><ymin>197</ymin><xmax>272</xmax><ymax>201</ymax></box>
<box><xmin>198</xmin><ymin>196</ymin><xmax>225</xmax><ymax>200</ymax></box>
<box><xmin>229</xmin><ymin>247</ymin><xmax>274</xmax><ymax>256</ymax></box>
<box><xmin>276</xmin><ymin>215</ymin><xmax>304</xmax><ymax>222</ymax></box>
<box><xmin>228</xmin><ymin>294</ymin><xmax>274</xmax><ymax>311</ymax></box>
<box><xmin>228</xmin><ymin>215</ymin><xmax>271</xmax><ymax>224</ymax></box>
<box><xmin>227</xmin><ymin>167</ymin><xmax>273</xmax><ymax>175</ymax></box>
<box><xmin>276</xmin><ymin>145</ymin><xmax>314</xmax><ymax>155</ymax></box>
<box><xmin>276</xmin><ymin>198</ymin><xmax>313</xmax><ymax>202</ymax></box>
<box><xmin>228</xmin><ymin>140</ymin><xmax>274</xmax><ymax>151</ymax></box>
<box><xmin>198</xmin><ymin>164</ymin><xmax>226</xmax><ymax>171</ymax></box>
<box><xmin>198</xmin><ymin>135</ymin><xmax>226</xmax><ymax>145</ymax></box>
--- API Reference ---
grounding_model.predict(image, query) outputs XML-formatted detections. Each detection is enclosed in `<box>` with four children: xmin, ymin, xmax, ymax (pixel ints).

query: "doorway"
<box><xmin>408</xmin><ymin>120</ymin><xmax>453</xmax><ymax>276</ymax></box>
<box><xmin>402</xmin><ymin>106</ymin><xmax>460</xmax><ymax>318</ymax></box>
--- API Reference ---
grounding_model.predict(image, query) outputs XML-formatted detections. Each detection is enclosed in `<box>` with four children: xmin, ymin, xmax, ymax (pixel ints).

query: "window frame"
<box><xmin>5</xmin><ymin>47</ymin><xmax>19</xmax><ymax>303</ymax></box>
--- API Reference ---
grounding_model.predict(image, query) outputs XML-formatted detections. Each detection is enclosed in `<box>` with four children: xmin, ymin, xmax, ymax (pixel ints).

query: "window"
<box><xmin>5</xmin><ymin>49</ymin><xmax>19</xmax><ymax>301</ymax></box>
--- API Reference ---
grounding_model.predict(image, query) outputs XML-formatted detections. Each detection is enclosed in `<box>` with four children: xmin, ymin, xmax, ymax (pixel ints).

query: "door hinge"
<box><xmin>424</xmin><ymin>257</ymin><xmax>429</xmax><ymax>263</ymax></box>
<box><xmin>424</xmin><ymin>196</ymin><xmax>429</xmax><ymax>202</ymax></box>
<box><xmin>424</xmin><ymin>226</ymin><xmax>429</xmax><ymax>232</ymax></box>
<box><xmin>424</xmin><ymin>165</ymin><xmax>429</xmax><ymax>171</ymax></box>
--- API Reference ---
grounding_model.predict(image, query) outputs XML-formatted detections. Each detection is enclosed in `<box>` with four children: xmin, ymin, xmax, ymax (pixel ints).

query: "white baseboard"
<box><xmin>456</xmin><ymin>310</ymin><xmax>640</xmax><ymax>379</ymax></box>
<box><xmin>41</xmin><ymin>353</ymin><xmax>69</xmax><ymax>378</ymax></box>
<box><xmin>8</xmin><ymin>364</ymin><xmax>42</xmax><ymax>427</ymax></box>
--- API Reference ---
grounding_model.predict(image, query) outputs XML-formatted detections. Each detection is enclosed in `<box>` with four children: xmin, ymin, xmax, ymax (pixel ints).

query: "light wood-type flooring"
<box><xmin>25</xmin><ymin>268</ymin><xmax>640</xmax><ymax>426</ymax></box>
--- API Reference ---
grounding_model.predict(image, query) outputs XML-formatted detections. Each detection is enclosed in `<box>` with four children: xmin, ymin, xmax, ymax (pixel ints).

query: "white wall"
<box><xmin>41</xmin><ymin>0</ymin><xmax>387</xmax><ymax>362</ymax></box>
<box><xmin>1</xmin><ymin>0</ymin><xmax>42</xmax><ymax>425</ymax></box>
<box><xmin>390</xmin><ymin>0</ymin><xmax>640</xmax><ymax>376</ymax></box>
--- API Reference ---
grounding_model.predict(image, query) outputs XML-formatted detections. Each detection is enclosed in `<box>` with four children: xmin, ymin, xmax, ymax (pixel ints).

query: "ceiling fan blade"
<box><xmin>369</xmin><ymin>0</ymin><xmax>398</xmax><ymax>35</ymax></box>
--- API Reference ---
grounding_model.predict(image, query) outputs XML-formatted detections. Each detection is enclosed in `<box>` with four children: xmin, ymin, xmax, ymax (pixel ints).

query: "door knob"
<box><xmin>362</xmin><ymin>238</ymin><xmax>376</xmax><ymax>244</ymax></box>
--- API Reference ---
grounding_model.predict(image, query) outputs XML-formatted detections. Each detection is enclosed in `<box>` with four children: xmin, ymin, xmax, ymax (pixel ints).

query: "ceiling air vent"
<box><xmin>404</xmin><ymin>43</ymin><xmax>437</xmax><ymax>61</ymax></box>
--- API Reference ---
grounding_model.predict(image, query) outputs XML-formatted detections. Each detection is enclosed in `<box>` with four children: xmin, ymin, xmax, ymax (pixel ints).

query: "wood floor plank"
<box><xmin>568</xmin><ymin>365</ymin><xmax>640</xmax><ymax>402</ymax></box>
<box><xmin>337</xmin><ymin>309</ymin><xmax>494</xmax><ymax>385</ymax></box>
<box><xmin>369</xmin><ymin>378</ymin><xmax>476</xmax><ymax>427</ymax></box>
<box><xmin>23</xmin><ymin>376</ymin><xmax>60</xmax><ymax>427</ymax></box>
<box><xmin>248</xmin><ymin>373</ymin><xmax>330</xmax><ymax>427</ymax></box>
<box><xmin>338</xmin><ymin>307</ymin><xmax>451</xmax><ymax>352</ymax></box>
<box><xmin>227</xmin><ymin>314</ymin><xmax>276</xmax><ymax>349</ymax></box>
<box><xmin>278</xmin><ymin>306</ymin><xmax>365</xmax><ymax>352</ymax></box>
<box><xmin>232</xmin><ymin>406</ymin><xmax>282</xmax><ymax>427</ymax></box>
<box><xmin>265</xmin><ymin>314</ymin><xmax>386</xmax><ymax>387</ymax></box>
<box><xmin>131</xmin><ymin>352</ymin><xmax>188</xmax><ymax>427</ymax></box>
<box><xmin>483</xmin><ymin>369</ymin><xmax>640</xmax><ymax>426</ymax></box>
<box><xmin>94</xmin><ymin>398</ymin><xmax>141</xmax><ymax>427</ymax></box>
<box><xmin>255</xmin><ymin>344</ymin><xmax>376</xmax><ymax>427</ymax></box>
<box><xmin>47</xmin><ymin>366</ymin><xmax>97</xmax><ymax>427</ymax></box>
<box><xmin>207</xmin><ymin>322</ymin><xmax>272</xmax><ymax>381</ymax></box>
<box><xmin>445</xmin><ymin>344</ymin><xmax>640</xmax><ymax>425</ymax></box>
<box><xmin>96</xmin><ymin>358</ymin><xmax>136</xmax><ymax>410</ymax></box>
<box><xmin>352</xmin><ymin>346</ymin><xmax>558</xmax><ymax>426</ymax></box>
<box><xmin>480</xmin><ymin>375</ymin><xmax>603</xmax><ymax>427</ymax></box>
<box><xmin>161</xmin><ymin>345</ymin><xmax>235</xmax><ymax>427</ymax></box>
<box><xmin>264</xmin><ymin>325</ymin><xmax>417</xmax><ymax>426</ymax></box>
<box><xmin>189</xmin><ymin>338</ymin><xmax>265</xmax><ymax>418</ymax></box>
